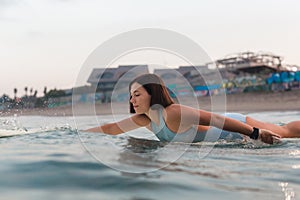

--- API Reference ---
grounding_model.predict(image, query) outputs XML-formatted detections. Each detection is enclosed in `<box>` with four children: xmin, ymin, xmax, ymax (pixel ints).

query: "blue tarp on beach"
<box><xmin>267</xmin><ymin>71</ymin><xmax>300</xmax><ymax>84</ymax></box>
<box><xmin>194</xmin><ymin>84</ymin><xmax>221</xmax><ymax>91</ymax></box>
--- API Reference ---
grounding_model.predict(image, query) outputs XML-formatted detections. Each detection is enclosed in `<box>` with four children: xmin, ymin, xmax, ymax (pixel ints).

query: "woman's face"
<box><xmin>130</xmin><ymin>82</ymin><xmax>151</xmax><ymax>114</ymax></box>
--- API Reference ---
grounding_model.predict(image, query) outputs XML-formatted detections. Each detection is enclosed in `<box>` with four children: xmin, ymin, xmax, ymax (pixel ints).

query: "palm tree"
<box><xmin>43</xmin><ymin>87</ymin><xmax>47</xmax><ymax>97</ymax></box>
<box><xmin>24</xmin><ymin>87</ymin><xmax>28</xmax><ymax>97</ymax></box>
<box><xmin>34</xmin><ymin>90</ymin><xmax>38</xmax><ymax>97</ymax></box>
<box><xmin>14</xmin><ymin>88</ymin><xmax>17</xmax><ymax>100</ymax></box>
<box><xmin>30</xmin><ymin>88</ymin><xmax>33</xmax><ymax>96</ymax></box>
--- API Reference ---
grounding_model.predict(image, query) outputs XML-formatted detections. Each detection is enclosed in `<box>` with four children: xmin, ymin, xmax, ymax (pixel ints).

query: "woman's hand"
<box><xmin>259</xmin><ymin>129</ymin><xmax>282</xmax><ymax>144</ymax></box>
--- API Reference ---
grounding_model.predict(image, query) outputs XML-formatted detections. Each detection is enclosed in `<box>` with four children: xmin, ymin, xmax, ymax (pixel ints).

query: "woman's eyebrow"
<box><xmin>130</xmin><ymin>89</ymin><xmax>139</xmax><ymax>95</ymax></box>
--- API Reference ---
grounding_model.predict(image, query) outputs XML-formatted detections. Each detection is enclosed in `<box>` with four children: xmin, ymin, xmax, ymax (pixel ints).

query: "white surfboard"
<box><xmin>0</xmin><ymin>129</ymin><xmax>36</xmax><ymax>138</ymax></box>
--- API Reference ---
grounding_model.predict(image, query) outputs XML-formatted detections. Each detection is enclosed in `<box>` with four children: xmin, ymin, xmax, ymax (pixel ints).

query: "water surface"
<box><xmin>0</xmin><ymin>112</ymin><xmax>299</xmax><ymax>200</ymax></box>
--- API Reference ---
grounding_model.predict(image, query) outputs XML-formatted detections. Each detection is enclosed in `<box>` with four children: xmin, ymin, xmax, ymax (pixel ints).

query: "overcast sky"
<box><xmin>1</xmin><ymin>0</ymin><xmax>299</xmax><ymax>97</ymax></box>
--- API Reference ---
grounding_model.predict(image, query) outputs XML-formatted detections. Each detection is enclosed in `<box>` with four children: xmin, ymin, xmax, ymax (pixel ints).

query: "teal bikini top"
<box><xmin>150</xmin><ymin>109</ymin><xmax>206</xmax><ymax>143</ymax></box>
<box><xmin>150</xmin><ymin>109</ymin><xmax>244</xmax><ymax>143</ymax></box>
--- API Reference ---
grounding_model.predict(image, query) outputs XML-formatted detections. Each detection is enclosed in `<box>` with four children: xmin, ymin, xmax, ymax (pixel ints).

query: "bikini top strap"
<box><xmin>158</xmin><ymin>108</ymin><xmax>165</xmax><ymax>128</ymax></box>
<box><xmin>151</xmin><ymin>108</ymin><xmax>164</xmax><ymax>131</ymax></box>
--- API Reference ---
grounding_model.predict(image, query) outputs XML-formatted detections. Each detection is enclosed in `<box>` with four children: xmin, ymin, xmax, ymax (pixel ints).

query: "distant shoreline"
<box><xmin>1</xmin><ymin>89</ymin><xmax>300</xmax><ymax>117</ymax></box>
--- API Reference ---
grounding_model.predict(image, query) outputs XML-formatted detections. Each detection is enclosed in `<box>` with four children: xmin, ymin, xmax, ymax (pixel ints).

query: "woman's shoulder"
<box><xmin>165</xmin><ymin>103</ymin><xmax>181</xmax><ymax>112</ymax></box>
<box><xmin>131</xmin><ymin>114</ymin><xmax>151</xmax><ymax>126</ymax></box>
<box><xmin>165</xmin><ymin>104</ymin><xmax>199</xmax><ymax>119</ymax></box>
<box><xmin>164</xmin><ymin>104</ymin><xmax>188</xmax><ymax>118</ymax></box>
<box><xmin>164</xmin><ymin>104</ymin><xmax>199</xmax><ymax>129</ymax></box>
<box><xmin>166</xmin><ymin>103</ymin><xmax>194</xmax><ymax>112</ymax></box>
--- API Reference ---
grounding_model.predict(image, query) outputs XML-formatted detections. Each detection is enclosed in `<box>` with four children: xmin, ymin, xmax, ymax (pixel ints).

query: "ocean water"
<box><xmin>0</xmin><ymin>111</ymin><xmax>300</xmax><ymax>200</ymax></box>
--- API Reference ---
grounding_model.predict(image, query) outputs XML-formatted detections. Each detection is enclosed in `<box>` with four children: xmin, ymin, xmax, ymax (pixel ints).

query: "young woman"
<box><xmin>86</xmin><ymin>74</ymin><xmax>300</xmax><ymax>144</ymax></box>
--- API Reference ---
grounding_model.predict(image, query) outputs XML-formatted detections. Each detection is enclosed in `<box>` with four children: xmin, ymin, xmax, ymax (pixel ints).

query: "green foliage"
<box><xmin>45</xmin><ymin>89</ymin><xmax>66</xmax><ymax>98</ymax></box>
<box><xmin>34</xmin><ymin>97</ymin><xmax>47</xmax><ymax>108</ymax></box>
<box><xmin>0</xmin><ymin>94</ymin><xmax>12</xmax><ymax>103</ymax></box>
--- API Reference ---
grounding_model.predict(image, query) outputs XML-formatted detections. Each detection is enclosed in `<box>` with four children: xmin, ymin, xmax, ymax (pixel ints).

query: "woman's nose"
<box><xmin>130</xmin><ymin>96</ymin><xmax>135</xmax><ymax>103</ymax></box>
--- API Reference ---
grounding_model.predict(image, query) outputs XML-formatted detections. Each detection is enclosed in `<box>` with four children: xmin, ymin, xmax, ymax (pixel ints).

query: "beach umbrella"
<box><xmin>295</xmin><ymin>71</ymin><xmax>300</xmax><ymax>81</ymax></box>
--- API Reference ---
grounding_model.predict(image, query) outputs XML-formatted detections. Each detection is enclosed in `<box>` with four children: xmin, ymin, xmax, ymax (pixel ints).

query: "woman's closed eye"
<box><xmin>130</xmin><ymin>94</ymin><xmax>140</xmax><ymax>100</ymax></box>
<box><xmin>132</xmin><ymin>93</ymin><xmax>140</xmax><ymax>97</ymax></box>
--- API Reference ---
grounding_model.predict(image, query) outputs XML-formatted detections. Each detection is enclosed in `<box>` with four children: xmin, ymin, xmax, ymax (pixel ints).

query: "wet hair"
<box><xmin>129</xmin><ymin>73</ymin><xmax>174</xmax><ymax>113</ymax></box>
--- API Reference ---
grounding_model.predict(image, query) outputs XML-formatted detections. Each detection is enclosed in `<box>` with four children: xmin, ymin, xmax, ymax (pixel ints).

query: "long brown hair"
<box><xmin>129</xmin><ymin>73</ymin><xmax>174</xmax><ymax>113</ymax></box>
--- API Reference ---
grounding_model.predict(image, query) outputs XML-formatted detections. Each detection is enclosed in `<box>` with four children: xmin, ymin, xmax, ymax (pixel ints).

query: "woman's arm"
<box><xmin>177</xmin><ymin>105</ymin><xmax>280</xmax><ymax>144</ymax></box>
<box><xmin>84</xmin><ymin>114</ymin><xmax>151</xmax><ymax>135</ymax></box>
<box><xmin>199</xmin><ymin>109</ymin><xmax>281</xmax><ymax>144</ymax></box>
<box><xmin>198</xmin><ymin>109</ymin><xmax>254</xmax><ymax>135</ymax></box>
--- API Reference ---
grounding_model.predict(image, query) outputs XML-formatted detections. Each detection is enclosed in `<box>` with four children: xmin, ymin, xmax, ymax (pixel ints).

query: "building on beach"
<box><xmin>213</xmin><ymin>51</ymin><xmax>300</xmax><ymax>92</ymax></box>
<box><xmin>87</xmin><ymin>65</ymin><xmax>149</xmax><ymax>102</ymax></box>
<box><xmin>79</xmin><ymin>51</ymin><xmax>300</xmax><ymax>103</ymax></box>
<box><xmin>214</xmin><ymin>51</ymin><xmax>298</xmax><ymax>75</ymax></box>
<box><xmin>87</xmin><ymin>64</ymin><xmax>227</xmax><ymax>101</ymax></box>
<box><xmin>87</xmin><ymin>65</ymin><xmax>149</xmax><ymax>90</ymax></box>
<box><xmin>153</xmin><ymin>66</ymin><xmax>224</xmax><ymax>97</ymax></box>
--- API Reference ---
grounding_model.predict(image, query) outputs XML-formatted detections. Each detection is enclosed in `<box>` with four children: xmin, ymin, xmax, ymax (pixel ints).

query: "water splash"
<box><xmin>279</xmin><ymin>182</ymin><xmax>296</xmax><ymax>200</ymax></box>
<box><xmin>0</xmin><ymin>114</ymin><xmax>27</xmax><ymax>131</ymax></box>
<box><xmin>0</xmin><ymin>116</ymin><xmax>77</xmax><ymax>138</ymax></box>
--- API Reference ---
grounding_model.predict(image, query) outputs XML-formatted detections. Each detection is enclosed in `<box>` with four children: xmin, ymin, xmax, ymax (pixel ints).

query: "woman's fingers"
<box><xmin>259</xmin><ymin>129</ymin><xmax>282</xmax><ymax>144</ymax></box>
<box><xmin>272</xmin><ymin>135</ymin><xmax>282</xmax><ymax>144</ymax></box>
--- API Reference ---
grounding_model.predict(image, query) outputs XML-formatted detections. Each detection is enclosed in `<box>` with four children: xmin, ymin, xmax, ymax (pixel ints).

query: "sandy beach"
<box><xmin>1</xmin><ymin>89</ymin><xmax>300</xmax><ymax>117</ymax></box>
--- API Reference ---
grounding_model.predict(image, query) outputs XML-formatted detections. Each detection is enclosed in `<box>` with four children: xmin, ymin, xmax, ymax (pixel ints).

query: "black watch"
<box><xmin>250</xmin><ymin>127</ymin><xmax>259</xmax><ymax>140</ymax></box>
